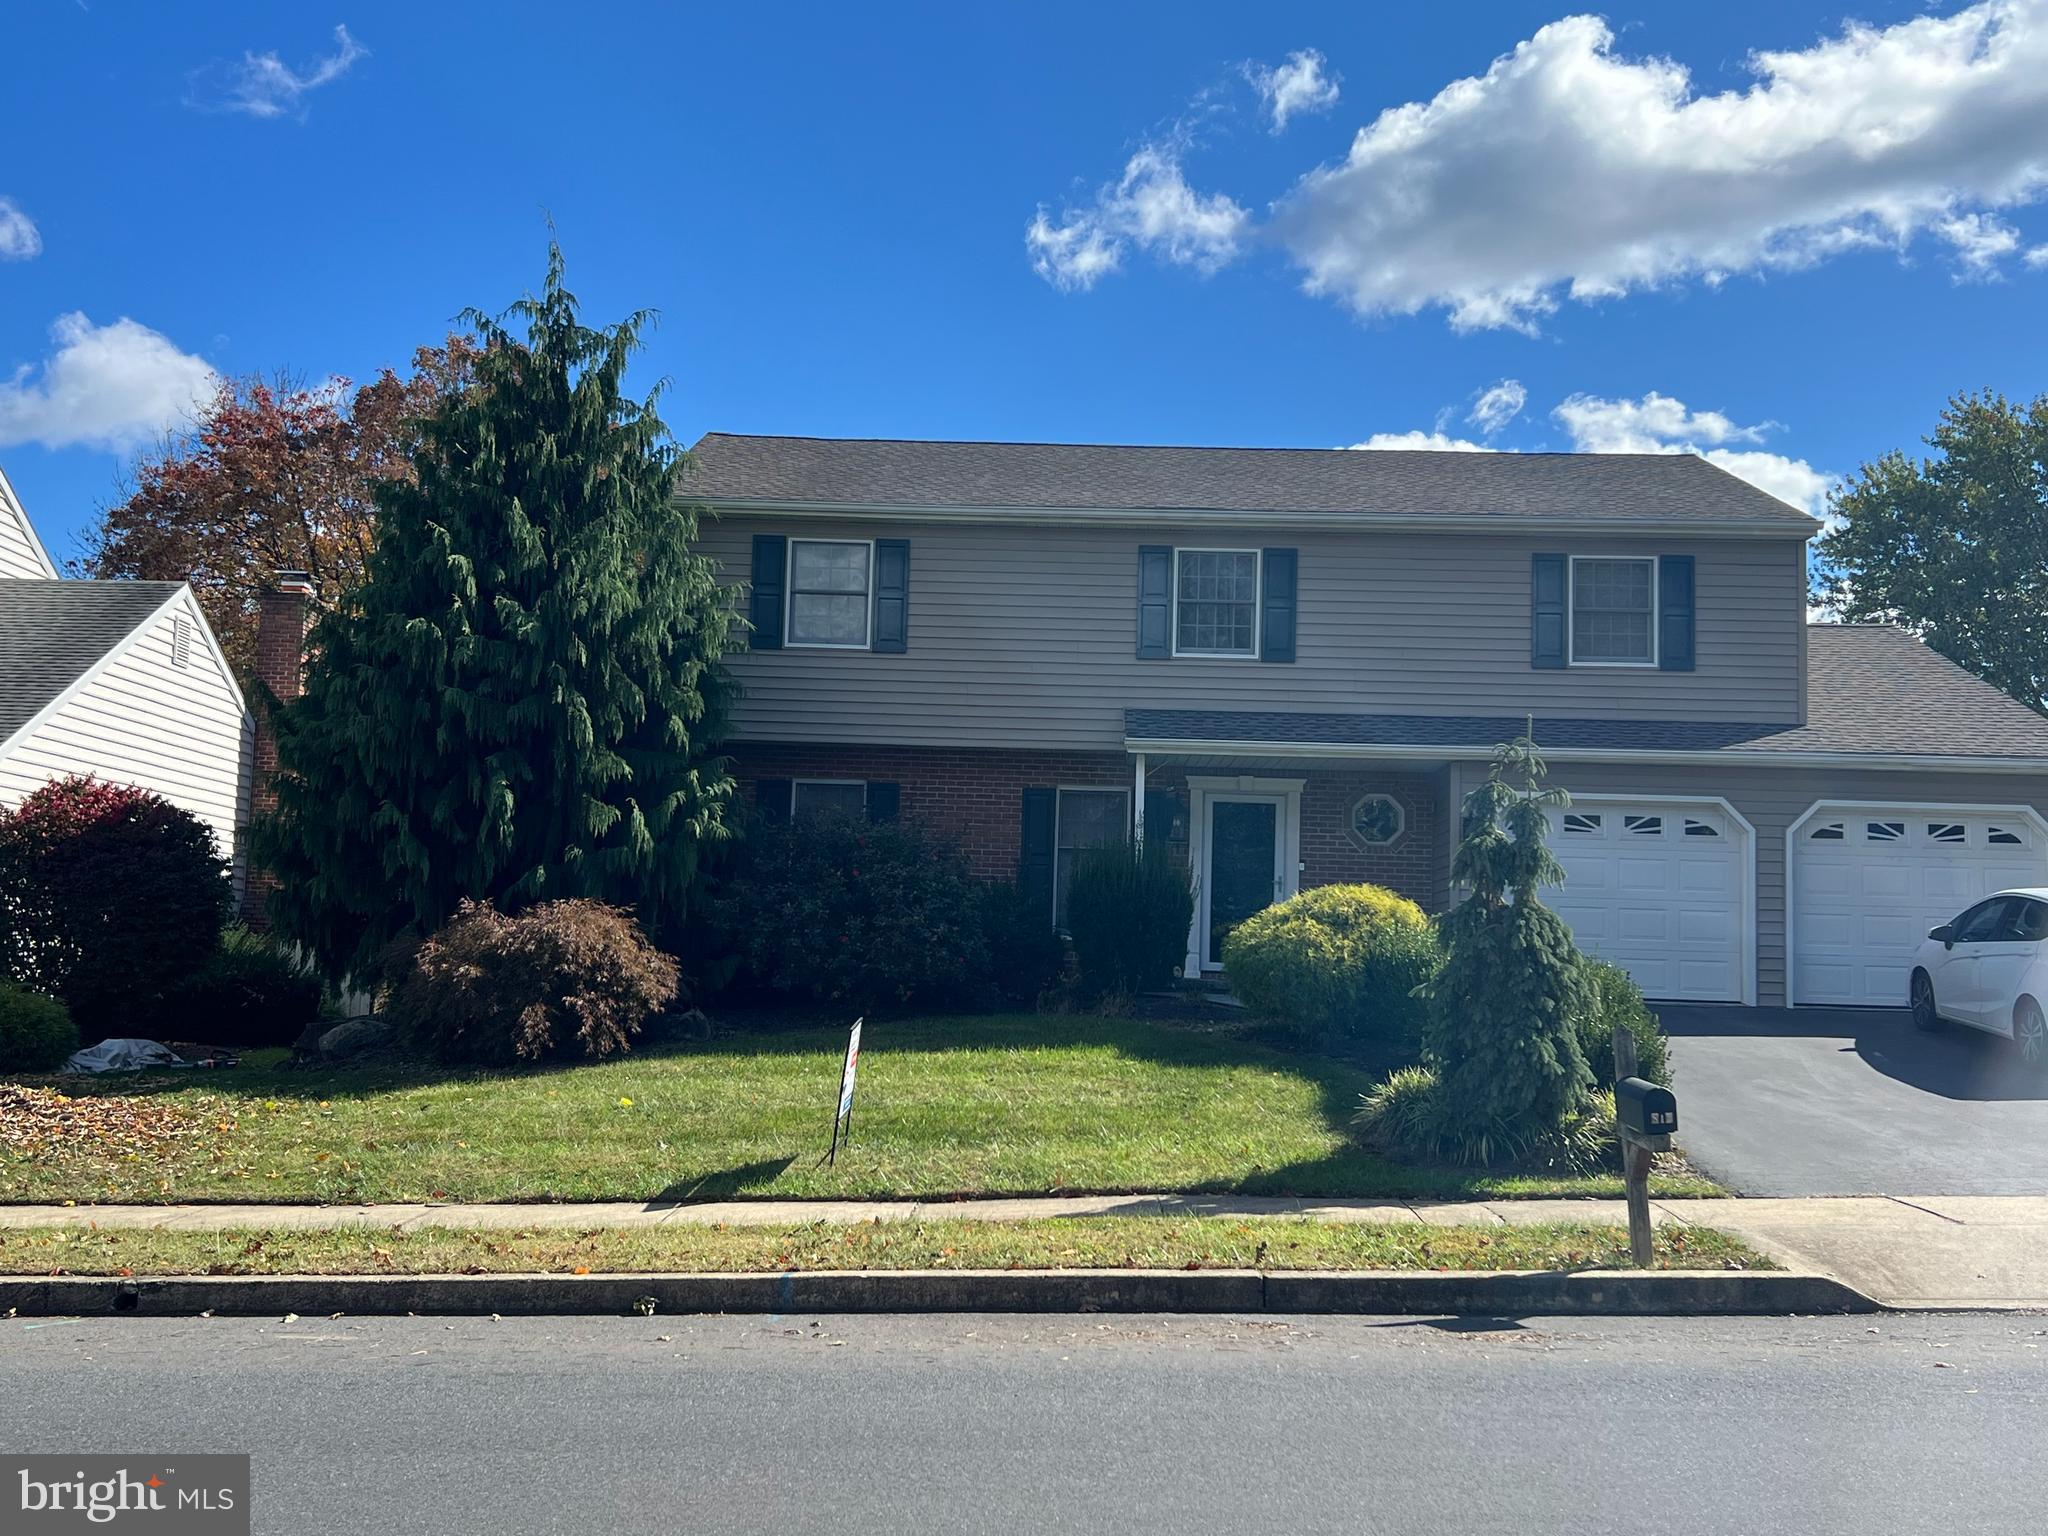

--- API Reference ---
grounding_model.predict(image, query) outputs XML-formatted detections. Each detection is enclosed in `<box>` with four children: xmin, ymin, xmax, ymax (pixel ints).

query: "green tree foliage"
<box><xmin>1066</xmin><ymin>839</ymin><xmax>1196</xmax><ymax>997</ymax></box>
<box><xmin>253</xmin><ymin>247</ymin><xmax>735</xmax><ymax>979</ymax></box>
<box><xmin>1420</xmin><ymin>736</ymin><xmax>1594</xmax><ymax>1154</ymax></box>
<box><xmin>1817</xmin><ymin>389</ymin><xmax>2048</xmax><ymax>713</ymax></box>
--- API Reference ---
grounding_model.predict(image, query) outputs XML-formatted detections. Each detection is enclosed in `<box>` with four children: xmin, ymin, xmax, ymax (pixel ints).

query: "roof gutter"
<box><xmin>694</xmin><ymin>498</ymin><xmax>1818</xmax><ymax>539</ymax></box>
<box><xmin>1122</xmin><ymin>735</ymin><xmax>2048</xmax><ymax>775</ymax></box>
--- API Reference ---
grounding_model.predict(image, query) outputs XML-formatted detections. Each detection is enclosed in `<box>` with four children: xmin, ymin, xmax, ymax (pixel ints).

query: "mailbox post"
<box><xmin>1611</xmin><ymin>1024</ymin><xmax>1675</xmax><ymax>1268</ymax></box>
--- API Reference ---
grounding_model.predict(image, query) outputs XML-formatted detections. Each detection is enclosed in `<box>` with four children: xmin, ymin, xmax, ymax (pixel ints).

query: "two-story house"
<box><xmin>683</xmin><ymin>433</ymin><xmax>2048</xmax><ymax>1011</ymax></box>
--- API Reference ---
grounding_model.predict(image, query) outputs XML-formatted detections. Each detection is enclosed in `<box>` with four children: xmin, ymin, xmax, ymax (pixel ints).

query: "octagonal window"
<box><xmin>1350</xmin><ymin>793</ymin><xmax>1405</xmax><ymax>848</ymax></box>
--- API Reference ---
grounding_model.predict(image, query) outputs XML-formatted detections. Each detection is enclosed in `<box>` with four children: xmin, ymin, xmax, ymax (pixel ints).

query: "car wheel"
<box><xmin>2014</xmin><ymin>998</ymin><xmax>2047</xmax><ymax>1068</ymax></box>
<box><xmin>1911</xmin><ymin>971</ymin><xmax>1944</xmax><ymax>1033</ymax></box>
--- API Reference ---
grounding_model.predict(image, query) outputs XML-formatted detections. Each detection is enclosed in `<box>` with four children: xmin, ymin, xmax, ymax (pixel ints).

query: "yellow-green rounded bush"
<box><xmin>1222</xmin><ymin>883</ymin><xmax>1440</xmax><ymax>1054</ymax></box>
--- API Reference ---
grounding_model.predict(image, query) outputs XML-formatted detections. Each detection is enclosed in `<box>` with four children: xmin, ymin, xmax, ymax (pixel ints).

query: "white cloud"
<box><xmin>1248</xmin><ymin>49</ymin><xmax>1340</xmax><ymax>133</ymax></box>
<box><xmin>1027</xmin><ymin>145</ymin><xmax>1249</xmax><ymax>291</ymax></box>
<box><xmin>0</xmin><ymin>313</ymin><xmax>219</xmax><ymax>452</ymax></box>
<box><xmin>1348</xmin><ymin>386</ymin><xmax>1830</xmax><ymax>512</ymax></box>
<box><xmin>1936</xmin><ymin>212</ymin><xmax>2022</xmax><ymax>277</ymax></box>
<box><xmin>1272</xmin><ymin>3</ymin><xmax>2048</xmax><ymax>330</ymax></box>
<box><xmin>1467</xmin><ymin>378</ymin><xmax>1526</xmax><ymax>436</ymax></box>
<box><xmin>0</xmin><ymin>197</ymin><xmax>40</xmax><ymax>260</ymax></box>
<box><xmin>1345</xmin><ymin>430</ymin><xmax>1496</xmax><ymax>452</ymax></box>
<box><xmin>2027</xmin><ymin>244</ymin><xmax>2048</xmax><ymax>267</ymax></box>
<box><xmin>186</xmin><ymin>24</ymin><xmax>367</xmax><ymax>119</ymax></box>
<box><xmin>1553</xmin><ymin>391</ymin><xmax>1830</xmax><ymax>511</ymax></box>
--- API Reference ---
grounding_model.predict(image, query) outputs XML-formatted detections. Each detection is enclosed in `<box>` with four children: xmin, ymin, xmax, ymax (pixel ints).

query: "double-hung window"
<box><xmin>1054</xmin><ymin>788</ymin><xmax>1130</xmax><ymax>929</ymax></box>
<box><xmin>786</xmin><ymin>539</ymin><xmax>872</xmax><ymax>648</ymax></box>
<box><xmin>791</xmin><ymin>779</ymin><xmax>867</xmax><ymax>821</ymax></box>
<box><xmin>1570</xmin><ymin>556</ymin><xmax>1656</xmax><ymax>666</ymax></box>
<box><xmin>1173</xmin><ymin>549</ymin><xmax>1259</xmax><ymax>658</ymax></box>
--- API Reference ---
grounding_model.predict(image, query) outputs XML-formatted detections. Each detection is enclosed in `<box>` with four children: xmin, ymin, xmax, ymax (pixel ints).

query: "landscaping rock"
<box><xmin>297</xmin><ymin>1014</ymin><xmax>400</xmax><ymax>1063</ymax></box>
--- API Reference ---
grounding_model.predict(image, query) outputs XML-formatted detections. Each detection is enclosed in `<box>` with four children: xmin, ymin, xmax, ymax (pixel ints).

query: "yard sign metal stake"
<box><xmin>827</xmin><ymin>1017</ymin><xmax>864</xmax><ymax>1166</ymax></box>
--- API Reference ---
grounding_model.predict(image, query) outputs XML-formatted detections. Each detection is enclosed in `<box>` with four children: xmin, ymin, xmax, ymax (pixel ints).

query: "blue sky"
<box><xmin>3</xmin><ymin>1</ymin><xmax>2045</xmax><ymax>561</ymax></box>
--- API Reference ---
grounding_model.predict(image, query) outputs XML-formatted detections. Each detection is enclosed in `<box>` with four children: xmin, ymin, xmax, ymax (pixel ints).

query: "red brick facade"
<box><xmin>241</xmin><ymin>573</ymin><xmax>315</xmax><ymax>925</ymax></box>
<box><xmin>728</xmin><ymin>742</ymin><xmax>1450</xmax><ymax>912</ymax></box>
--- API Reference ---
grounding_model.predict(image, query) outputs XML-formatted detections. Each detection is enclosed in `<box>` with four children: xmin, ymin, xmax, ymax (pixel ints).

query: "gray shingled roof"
<box><xmin>683</xmin><ymin>433</ymin><xmax>1818</xmax><ymax>527</ymax></box>
<box><xmin>1126</xmin><ymin>626</ymin><xmax>2048</xmax><ymax>761</ymax></box>
<box><xmin>0</xmin><ymin>580</ymin><xmax>184</xmax><ymax>744</ymax></box>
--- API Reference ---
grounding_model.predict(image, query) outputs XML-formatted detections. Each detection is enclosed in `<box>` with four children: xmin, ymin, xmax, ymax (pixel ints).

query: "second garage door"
<box><xmin>1791</xmin><ymin>808</ymin><xmax>2046</xmax><ymax>1006</ymax></box>
<box><xmin>1546</xmin><ymin>800</ymin><xmax>1748</xmax><ymax>1003</ymax></box>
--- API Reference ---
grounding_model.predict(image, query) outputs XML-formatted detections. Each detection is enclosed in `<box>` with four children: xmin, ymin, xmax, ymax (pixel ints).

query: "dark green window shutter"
<box><xmin>1143</xmin><ymin>788</ymin><xmax>1181</xmax><ymax>848</ymax></box>
<box><xmin>749</xmin><ymin>535</ymin><xmax>786</xmax><ymax>650</ymax></box>
<box><xmin>872</xmin><ymin>539</ymin><xmax>909</xmax><ymax>654</ymax></box>
<box><xmin>756</xmin><ymin>777</ymin><xmax>791</xmax><ymax>824</ymax></box>
<box><xmin>1659</xmin><ymin>555</ymin><xmax>1695</xmax><ymax>672</ymax></box>
<box><xmin>1136</xmin><ymin>546</ymin><xmax>1172</xmax><ymax>659</ymax></box>
<box><xmin>1531</xmin><ymin>553</ymin><xmax>1566</xmax><ymax>669</ymax></box>
<box><xmin>866</xmin><ymin>782</ymin><xmax>901</xmax><ymax>823</ymax></box>
<box><xmin>1020</xmin><ymin>787</ymin><xmax>1056</xmax><ymax>913</ymax></box>
<box><xmin>1260</xmin><ymin>548</ymin><xmax>1297</xmax><ymax>663</ymax></box>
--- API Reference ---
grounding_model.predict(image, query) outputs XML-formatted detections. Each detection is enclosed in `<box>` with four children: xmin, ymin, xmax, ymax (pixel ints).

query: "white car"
<box><xmin>1910</xmin><ymin>888</ymin><xmax>2048</xmax><ymax>1064</ymax></box>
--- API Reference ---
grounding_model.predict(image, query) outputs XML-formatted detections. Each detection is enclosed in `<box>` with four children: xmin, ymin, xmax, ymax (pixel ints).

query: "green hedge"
<box><xmin>1222</xmin><ymin>883</ymin><xmax>1441</xmax><ymax>1056</ymax></box>
<box><xmin>1574</xmin><ymin>959</ymin><xmax>1672</xmax><ymax>1087</ymax></box>
<box><xmin>0</xmin><ymin>983</ymin><xmax>77</xmax><ymax>1073</ymax></box>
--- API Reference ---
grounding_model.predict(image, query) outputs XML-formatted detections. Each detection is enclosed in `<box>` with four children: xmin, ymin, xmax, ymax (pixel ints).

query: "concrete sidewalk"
<box><xmin>4</xmin><ymin>1194</ymin><xmax>2044</xmax><ymax>1310</ymax></box>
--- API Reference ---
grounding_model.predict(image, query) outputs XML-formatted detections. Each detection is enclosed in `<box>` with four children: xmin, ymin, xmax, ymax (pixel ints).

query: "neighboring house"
<box><xmin>0</xmin><ymin>465</ymin><xmax>254</xmax><ymax>875</ymax></box>
<box><xmin>683</xmin><ymin>433</ymin><xmax>2048</xmax><ymax>1011</ymax></box>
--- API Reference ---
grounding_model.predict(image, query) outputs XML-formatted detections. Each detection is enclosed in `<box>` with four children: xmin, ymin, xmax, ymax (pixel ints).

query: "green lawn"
<box><xmin>0</xmin><ymin>1218</ymin><xmax>1765</xmax><ymax>1276</ymax></box>
<box><xmin>2</xmin><ymin>1015</ymin><xmax>1719</xmax><ymax>1204</ymax></box>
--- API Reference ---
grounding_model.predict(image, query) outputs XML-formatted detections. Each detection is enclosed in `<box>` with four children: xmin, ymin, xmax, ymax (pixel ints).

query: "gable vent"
<box><xmin>170</xmin><ymin>616</ymin><xmax>193</xmax><ymax>669</ymax></box>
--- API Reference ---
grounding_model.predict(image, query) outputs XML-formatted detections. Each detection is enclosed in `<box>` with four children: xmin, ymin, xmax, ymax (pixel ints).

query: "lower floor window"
<box><xmin>791</xmin><ymin>779</ymin><xmax>866</xmax><ymax>821</ymax></box>
<box><xmin>1055</xmin><ymin>788</ymin><xmax>1129</xmax><ymax>929</ymax></box>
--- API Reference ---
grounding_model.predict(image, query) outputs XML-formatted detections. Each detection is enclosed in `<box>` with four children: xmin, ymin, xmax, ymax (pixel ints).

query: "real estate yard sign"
<box><xmin>827</xmin><ymin>1017</ymin><xmax>863</xmax><ymax>1165</ymax></box>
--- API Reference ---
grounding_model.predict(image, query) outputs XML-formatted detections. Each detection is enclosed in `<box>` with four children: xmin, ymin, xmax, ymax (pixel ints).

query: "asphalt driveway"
<box><xmin>1660</xmin><ymin>1005</ymin><xmax>2048</xmax><ymax>1196</ymax></box>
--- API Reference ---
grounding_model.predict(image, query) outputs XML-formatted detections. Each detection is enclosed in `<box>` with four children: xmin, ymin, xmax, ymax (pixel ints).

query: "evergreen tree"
<box><xmin>253</xmin><ymin>246</ymin><xmax>735</xmax><ymax>979</ymax></box>
<box><xmin>1420</xmin><ymin>735</ymin><xmax>1594</xmax><ymax>1158</ymax></box>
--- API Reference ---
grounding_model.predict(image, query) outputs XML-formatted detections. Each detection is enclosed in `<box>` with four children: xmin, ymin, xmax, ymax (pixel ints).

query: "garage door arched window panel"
<box><xmin>1544</xmin><ymin>796</ymin><xmax>1755</xmax><ymax>1004</ymax></box>
<box><xmin>1349</xmin><ymin>793</ymin><xmax>1405</xmax><ymax>848</ymax></box>
<box><xmin>1787</xmin><ymin>802</ymin><xmax>2048</xmax><ymax>1007</ymax></box>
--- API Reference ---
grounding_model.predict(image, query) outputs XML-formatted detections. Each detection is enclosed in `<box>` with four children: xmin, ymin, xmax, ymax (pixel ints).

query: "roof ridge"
<box><xmin>694</xmin><ymin>430</ymin><xmax>1697</xmax><ymax>462</ymax></box>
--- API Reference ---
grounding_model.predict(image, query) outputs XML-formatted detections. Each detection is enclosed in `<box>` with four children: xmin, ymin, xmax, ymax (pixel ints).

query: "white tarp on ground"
<box><xmin>59</xmin><ymin>1038</ymin><xmax>191</xmax><ymax>1074</ymax></box>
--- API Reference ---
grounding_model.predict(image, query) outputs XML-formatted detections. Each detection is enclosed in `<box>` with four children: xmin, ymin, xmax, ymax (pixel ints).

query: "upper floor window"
<box><xmin>1570</xmin><ymin>556</ymin><xmax>1656</xmax><ymax>666</ymax></box>
<box><xmin>1174</xmin><ymin>549</ymin><xmax>1259</xmax><ymax>658</ymax></box>
<box><xmin>786</xmin><ymin>539</ymin><xmax>872</xmax><ymax>648</ymax></box>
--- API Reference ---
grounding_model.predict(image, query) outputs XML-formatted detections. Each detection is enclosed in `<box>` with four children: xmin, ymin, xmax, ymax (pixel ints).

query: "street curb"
<box><xmin>0</xmin><ymin>1268</ymin><xmax>1877</xmax><ymax>1318</ymax></box>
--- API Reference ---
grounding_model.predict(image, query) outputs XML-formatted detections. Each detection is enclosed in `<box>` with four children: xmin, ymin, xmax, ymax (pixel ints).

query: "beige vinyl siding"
<box><xmin>702</xmin><ymin>519</ymin><xmax>1807</xmax><ymax>751</ymax></box>
<box><xmin>0</xmin><ymin>591</ymin><xmax>254</xmax><ymax>868</ymax></box>
<box><xmin>1451</xmin><ymin>759</ymin><xmax>2048</xmax><ymax>1006</ymax></box>
<box><xmin>0</xmin><ymin>486</ymin><xmax>54</xmax><ymax>578</ymax></box>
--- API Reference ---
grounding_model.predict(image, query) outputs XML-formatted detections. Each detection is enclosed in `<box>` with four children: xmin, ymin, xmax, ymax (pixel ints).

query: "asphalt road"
<box><xmin>4</xmin><ymin>1312</ymin><xmax>2044</xmax><ymax>1534</ymax></box>
<box><xmin>1663</xmin><ymin>1004</ymin><xmax>2048</xmax><ymax>1195</ymax></box>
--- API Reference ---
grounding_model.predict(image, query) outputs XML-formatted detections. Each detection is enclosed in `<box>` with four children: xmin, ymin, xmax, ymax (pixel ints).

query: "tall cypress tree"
<box><xmin>254</xmin><ymin>246</ymin><xmax>735</xmax><ymax>979</ymax></box>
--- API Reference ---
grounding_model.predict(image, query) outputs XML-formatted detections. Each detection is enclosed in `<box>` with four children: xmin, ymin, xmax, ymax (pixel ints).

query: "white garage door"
<box><xmin>1546</xmin><ymin>801</ymin><xmax>1747</xmax><ymax>1003</ymax></box>
<box><xmin>1792</xmin><ymin>809</ymin><xmax>2046</xmax><ymax>1006</ymax></box>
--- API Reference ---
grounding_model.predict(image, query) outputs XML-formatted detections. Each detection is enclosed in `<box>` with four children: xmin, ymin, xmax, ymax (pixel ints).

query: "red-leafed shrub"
<box><xmin>387</xmin><ymin>899</ymin><xmax>680</xmax><ymax>1066</ymax></box>
<box><xmin>0</xmin><ymin>777</ymin><xmax>232</xmax><ymax>1036</ymax></box>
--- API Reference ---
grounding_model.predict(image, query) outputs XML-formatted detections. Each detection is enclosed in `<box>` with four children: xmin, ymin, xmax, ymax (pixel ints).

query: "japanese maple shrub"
<box><xmin>388</xmin><ymin>899</ymin><xmax>679</xmax><ymax>1066</ymax></box>
<box><xmin>0</xmin><ymin>777</ymin><xmax>231</xmax><ymax>1036</ymax></box>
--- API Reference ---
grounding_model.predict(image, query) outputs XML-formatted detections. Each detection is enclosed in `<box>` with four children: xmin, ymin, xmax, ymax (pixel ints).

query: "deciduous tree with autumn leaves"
<box><xmin>77</xmin><ymin>338</ymin><xmax>475</xmax><ymax>677</ymax></box>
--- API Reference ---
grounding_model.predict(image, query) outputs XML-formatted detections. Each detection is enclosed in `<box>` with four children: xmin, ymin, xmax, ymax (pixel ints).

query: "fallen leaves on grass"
<box><xmin>0</xmin><ymin>1085</ymin><xmax>211</xmax><ymax>1160</ymax></box>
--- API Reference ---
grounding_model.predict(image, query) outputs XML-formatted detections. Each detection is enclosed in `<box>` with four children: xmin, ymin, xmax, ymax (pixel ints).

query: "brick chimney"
<box><xmin>243</xmin><ymin>569</ymin><xmax>316</xmax><ymax>925</ymax></box>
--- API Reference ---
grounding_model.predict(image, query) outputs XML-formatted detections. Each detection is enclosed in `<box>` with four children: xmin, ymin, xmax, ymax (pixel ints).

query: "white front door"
<box><xmin>1202</xmin><ymin>794</ymin><xmax>1286</xmax><ymax>969</ymax></box>
<box><xmin>1546</xmin><ymin>800</ymin><xmax>1748</xmax><ymax>1003</ymax></box>
<box><xmin>1792</xmin><ymin>810</ymin><xmax>2046</xmax><ymax>1007</ymax></box>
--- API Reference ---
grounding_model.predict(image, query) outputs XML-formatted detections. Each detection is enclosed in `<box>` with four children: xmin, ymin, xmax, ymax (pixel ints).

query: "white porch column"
<box><xmin>1132</xmin><ymin>751</ymin><xmax>1147</xmax><ymax>845</ymax></box>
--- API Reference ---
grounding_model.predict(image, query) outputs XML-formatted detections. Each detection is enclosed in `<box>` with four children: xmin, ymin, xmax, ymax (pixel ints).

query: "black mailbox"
<box><xmin>1615</xmin><ymin>1077</ymin><xmax>1677</xmax><ymax>1138</ymax></box>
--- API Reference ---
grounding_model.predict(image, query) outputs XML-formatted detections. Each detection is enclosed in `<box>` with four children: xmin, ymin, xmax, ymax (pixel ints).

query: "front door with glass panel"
<box><xmin>1205</xmin><ymin>796</ymin><xmax>1282</xmax><ymax>968</ymax></box>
